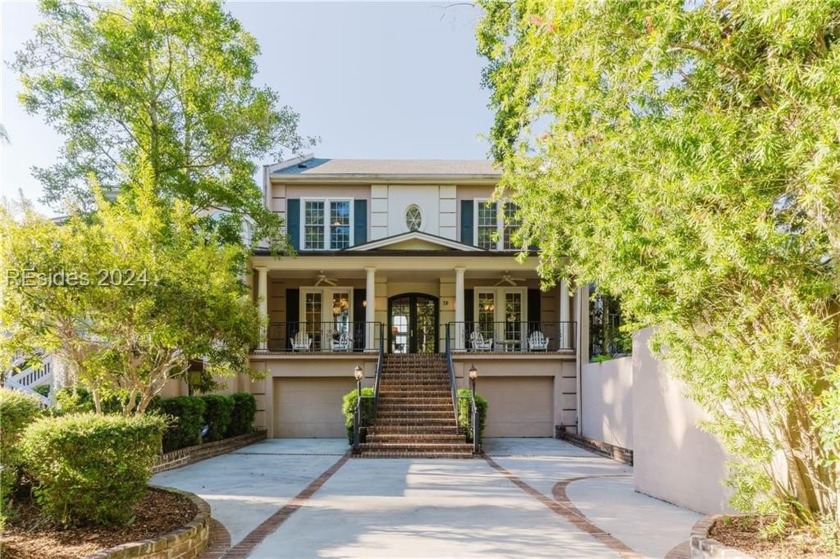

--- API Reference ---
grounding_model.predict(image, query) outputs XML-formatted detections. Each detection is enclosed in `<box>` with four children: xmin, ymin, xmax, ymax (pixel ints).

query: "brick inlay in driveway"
<box><xmin>220</xmin><ymin>452</ymin><xmax>350</xmax><ymax>559</ymax></box>
<box><xmin>482</xmin><ymin>454</ymin><xmax>643</xmax><ymax>559</ymax></box>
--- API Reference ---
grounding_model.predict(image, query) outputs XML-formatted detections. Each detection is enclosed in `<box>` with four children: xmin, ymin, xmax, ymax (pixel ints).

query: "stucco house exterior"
<box><xmin>243</xmin><ymin>154</ymin><xmax>583</xmax><ymax>439</ymax></box>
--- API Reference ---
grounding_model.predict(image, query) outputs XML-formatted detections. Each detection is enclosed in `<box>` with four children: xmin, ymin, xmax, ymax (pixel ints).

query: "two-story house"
<box><xmin>246</xmin><ymin>155</ymin><xmax>581</xmax><ymax>441</ymax></box>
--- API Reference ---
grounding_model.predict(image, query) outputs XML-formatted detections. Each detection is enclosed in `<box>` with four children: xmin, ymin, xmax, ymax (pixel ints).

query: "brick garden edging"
<box><xmin>690</xmin><ymin>515</ymin><xmax>755</xmax><ymax>558</ymax></box>
<box><xmin>85</xmin><ymin>487</ymin><xmax>210</xmax><ymax>559</ymax></box>
<box><xmin>152</xmin><ymin>429</ymin><xmax>267</xmax><ymax>473</ymax></box>
<box><xmin>555</xmin><ymin>427</ymin><xmax>634</xmax><ymax>465</ymax></box>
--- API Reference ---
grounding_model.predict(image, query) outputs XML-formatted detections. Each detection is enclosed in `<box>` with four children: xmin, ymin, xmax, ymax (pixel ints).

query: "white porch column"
<box><xmin>255</xmin><ymin>266</ymin><xmax>269</xmax><ymax>351</ymax></box>
<box><xmin>559</xmin><ymin>280</ymin><xmax>570</xmax><ymax>350</ymax></box>
<box><xmin>454</xmin><ymin>267</ymin><xmax>465</xmax><ymax>351</ymax></box>
<box><xmin>365</xmin><ymin>267</ymin><xmax>376</xmax><ymax>351</ymax></box>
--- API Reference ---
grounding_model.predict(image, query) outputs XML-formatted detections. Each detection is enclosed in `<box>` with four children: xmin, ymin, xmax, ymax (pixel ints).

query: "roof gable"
<box><xmin>345</xmin><ymin>231</ymin><xmax>485</xmax><ymax>252</ymax></box>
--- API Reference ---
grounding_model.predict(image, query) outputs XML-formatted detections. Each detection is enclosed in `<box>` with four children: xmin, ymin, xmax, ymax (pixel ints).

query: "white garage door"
<box><xmin>480</xmin><ymin>377</ymin><xmax>554</xmax><ymax>437</ymax></box>
<box><xmin>273</xmin><ymin>378</ymin><xmax>353</xmax><ymax>437</ymax></box>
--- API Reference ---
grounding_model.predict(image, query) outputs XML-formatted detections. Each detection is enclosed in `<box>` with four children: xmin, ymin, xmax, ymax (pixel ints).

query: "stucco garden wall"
<box><xmin>632</xmin><ymin>328</ymin><xmax>733</xmax><ymax>514</ymax></box>
<box><xmin>580</xmin><ymin>356</ymin><xmax>633</xmax><ymax>450</ymax></box>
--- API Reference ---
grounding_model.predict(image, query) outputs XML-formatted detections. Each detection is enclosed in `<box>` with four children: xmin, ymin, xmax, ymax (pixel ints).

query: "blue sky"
<box><xmin>0</xmin><ymin>1</ymin><xmax>493</xmax><ymax>215</ymax></box>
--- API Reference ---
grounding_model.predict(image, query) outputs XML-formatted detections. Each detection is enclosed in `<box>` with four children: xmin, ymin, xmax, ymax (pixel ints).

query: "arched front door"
<box><xmin>388</xmin><ymin>293</ymin><xmax>439</xmax><ymax>354</ymax></box>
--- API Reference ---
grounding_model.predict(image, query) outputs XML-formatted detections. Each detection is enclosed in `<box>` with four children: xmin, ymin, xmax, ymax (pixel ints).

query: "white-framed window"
<box><xmin>405</xmin><ymin>204</ymin><xmax>422</xmax><ymax>231</ymax></box>
<box><xmin>302</xmin><ymin>199</ymin><xmax>353</xmax><ymax>250</ymax></box>
<box><xmin>474</xmin><ymin>200</ymin><xmax>520</xmax><ymax>250</ymax></box>
<box><xmin>300</xmin><ymin>287</ymin><xmax>354</xmax><ymax>348</ymax></box>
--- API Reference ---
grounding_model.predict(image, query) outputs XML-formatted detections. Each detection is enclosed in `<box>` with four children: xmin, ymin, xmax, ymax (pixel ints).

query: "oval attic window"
<box><xmin>405</xmin><ymin>205</ymin><xmax>422</xmax><ymax>231</ymax></box>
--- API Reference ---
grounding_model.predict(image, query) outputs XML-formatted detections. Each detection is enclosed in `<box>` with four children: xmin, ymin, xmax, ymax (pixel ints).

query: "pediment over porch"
<box><xmin>344</xmin><ymin>231</ymin><xmax>485</xmax><ymax>252</ymax></box>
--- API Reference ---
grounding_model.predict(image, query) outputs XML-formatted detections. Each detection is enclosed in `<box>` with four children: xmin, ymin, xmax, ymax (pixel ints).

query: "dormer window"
<box><xmin>475</xmin><ymin>200</ymin><xmax>520</xmax><ymax>250</ymax></box>
<box><xmin>303</xmin><ymin>199</ymin><xmax>353</xmax><ymax>250</ymax></box>
<box><xmin>405</xmin><ymin>205</ymin><xmax>422</xmax><ymax>231</ymax></box>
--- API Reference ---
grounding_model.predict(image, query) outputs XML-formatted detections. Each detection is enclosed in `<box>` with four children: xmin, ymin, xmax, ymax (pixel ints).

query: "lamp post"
<box><xmin>354</xmin><ymin>364</ymin><xmax>363</xmax><ymax>397</ymax></box>
<box><xmin>353</xmin><ymin>364</ymin><xmax>364</xmax><ymax>453</ymax></box>
<box><xmin>468</xmin><ymin>364</ymin><xmax>479</xmax><ymax>453</ymax></box>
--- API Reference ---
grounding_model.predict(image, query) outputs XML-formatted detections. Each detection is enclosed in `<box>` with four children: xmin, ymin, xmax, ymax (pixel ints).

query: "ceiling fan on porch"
<box><xmin>495</xmin><ymin>271</ymin><xmax>525</xmax><ymax>286</ymax></box>
<box><xmin>314</xmin><ymin>271</ymin><xmax>338</xmax><ymax>287</ymax></box>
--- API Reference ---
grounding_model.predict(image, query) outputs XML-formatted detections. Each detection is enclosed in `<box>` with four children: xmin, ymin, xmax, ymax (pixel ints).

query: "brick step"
<box><xmin>366</xmin><ymin>433</ymin><xmax>466</xmax><ymax>443</ymax></box>
<box><xmin>367</xmin><ymin>426</ymin><xmax>461</xmax><ymax>435</ymax></box>
<box><xmin>381</xmin><ymin>373</ymin><xmax>448</xmax><ymax>379</ymax></box>
<box><xmin>379</xmin><ymin>394</ymin><xmax>452</xmax><ymax>409</ymax></box>
<box><xmin>356</xmin><ymin>451</ymin><xmax>476</xmax><ymax>459</ymax></box>
<box><xmin>360</xmin><ymin>442</ymin><xmax>474</xmax><ymax>452</ymax></box>
<box><xmin>378</xmin><ymin>387</ymin><xmax>450</xmax><ymax>393</ymax></box>
<box><xmin>376</xmin><ymin>410</ymin><xmax>453</xmax><ymax>418</ymax></box>
<box><xmin>373</xmin><ymin>418</ymin><xmax>456</xmax><ymax>427</ymax></box>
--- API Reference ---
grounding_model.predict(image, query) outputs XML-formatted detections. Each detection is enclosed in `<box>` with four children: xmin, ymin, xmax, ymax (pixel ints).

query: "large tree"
<box><xmin>0</xmin><ymin>180</ymin><xmax>260</xmax><ymax>415</ymax></box>
<box><xmin>478</xmin><ymin>0</ymin><xmax>840</xmax><ymax>532</ymax></box>
<box><xmin>13</xmin><ymin>0</ymin><xmax>314</xmax><ymax>248</ymax></box>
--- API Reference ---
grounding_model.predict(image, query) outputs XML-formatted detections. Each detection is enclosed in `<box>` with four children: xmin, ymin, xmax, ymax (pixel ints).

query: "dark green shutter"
<box><xmin>285</xmin><ymin>289</ymin><xmax>300</xmax><ymax>351</ymax></box>
<box><xmin>528</xmin><ymin>289</ymin><xmax>542</xmax><ymax>331</ymax></box>
<box><xmin>353</xmin><ymin>289</ymin><xmax>366</xmax><ymax>351</ymax></box>
<box><xmin>286</xmin><ymin>199</ymin><xmax>300</xmax><ymax>251</ymax></box>
<box><xmin>460</xmin><ymin>200</ymin><xmax>474</xmax><ymax>245</ymax></box>
<box><xmin>354</xmin><ymin>199</ymin><xmax>367</xmax><ymax>246</ymax></box>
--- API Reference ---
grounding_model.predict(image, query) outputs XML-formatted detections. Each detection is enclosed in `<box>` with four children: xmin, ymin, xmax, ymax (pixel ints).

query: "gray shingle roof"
<box><xmin>271</xmin><ymin>157</ymin><xmax>500</xmax><ymax>178</ymax></box>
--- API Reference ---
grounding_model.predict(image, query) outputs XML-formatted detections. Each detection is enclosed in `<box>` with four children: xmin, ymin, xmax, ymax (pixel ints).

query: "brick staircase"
<box><xmin>358</xmin><ymin>353</ymin><xmax>475</xmax><ymax>458</ymax></box>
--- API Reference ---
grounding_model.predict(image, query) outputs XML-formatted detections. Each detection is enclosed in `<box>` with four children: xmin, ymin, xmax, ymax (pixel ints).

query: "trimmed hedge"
<box><xmin>20</xmin><ymin>413</ymin><xmax>165</xmax><ymax>526</ymax></box>
<box><xmin>342</xmin><ymin>387</ymin><xmax>375</xmax><ymax>444</ymax></box>
<box><xmin>227</xmin><ymin>392</ymin><xmax>257</xmax><ymax>437</ymax></box>
<box><xmin>156</xmin><ymin>396</ymin><xmax>206</xmax><ymax>453</ymax></box>
<box><xmin>200</xmin><ymin>395</ymin><xmax>234</xmax><ymax>442</ymax></box>
<box><xmin>0</xmin><ymin>389</ymin><xmax>42</xmax><ymax>527</ymax></box>
<box><xmin>457</xmin><ymin>389</ymin><xmax>488</xmax><ymax>443</ymax></box>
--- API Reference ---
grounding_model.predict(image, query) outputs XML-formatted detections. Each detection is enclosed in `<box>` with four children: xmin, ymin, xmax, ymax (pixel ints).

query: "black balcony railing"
<box><xmin>445</xmin><ymin>321</ymin><xmax>576</xmax><ymax>352</ymax></box>
<box><xmin>266</xmin><ymin>321</ymin><xmax>384</xmax><ymax>353</ymax></box>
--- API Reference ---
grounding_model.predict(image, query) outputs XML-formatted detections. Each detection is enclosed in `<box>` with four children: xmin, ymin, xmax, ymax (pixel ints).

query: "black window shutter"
<box><xmin>460</xmin><ymin>200</ymin><xmax>474</xmax><ymax>245</ymax></box>
<box><xmin>285</xmin><ymin>288</ymin><xmax>300</xmax><ymax>350</ymax></box>
<box><xmin>353</xmin><ymin>289</ymin><xmax>366</xmax><ymax>351</ymax></box>
<box><xmin>354</xmin><ymin>200</ymin><xmax>367</xmax><ymax>246</ymax></box>
<box><xmin>528</xmin><ymin>288</ymin><xmax>542</xmax><ymax>331</ymax></box>
<box><xmin>464</xmin><ymin>289</ymin><xmax>474</xmax><ymax>324</ymax></box>
<box><xmin>286</xmin><ymin>199</ymin><xmax>300</xmax><ymax>251</ymax></box>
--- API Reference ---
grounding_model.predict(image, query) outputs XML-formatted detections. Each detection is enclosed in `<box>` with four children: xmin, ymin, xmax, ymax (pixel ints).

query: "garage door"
<box><xmin>273</xmin><ymin>378</ymin><xmax>353</xmax><ymax>437</ymax></box>
<box><xmin>480</xmin><ymin>377</ymin><xmax>554</xmax><ymax>437</ymax></box>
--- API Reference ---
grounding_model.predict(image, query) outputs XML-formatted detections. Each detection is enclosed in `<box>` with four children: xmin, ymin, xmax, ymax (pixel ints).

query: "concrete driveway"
<box><xmin>151</xmin><ymin>438</ymin><xmax>700</xmax><ymax>558</ymax></box>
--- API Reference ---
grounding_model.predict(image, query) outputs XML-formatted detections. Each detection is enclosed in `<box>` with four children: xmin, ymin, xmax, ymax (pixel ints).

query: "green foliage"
<box><xmin>20</xmin><ymin>413</ymin><xmax>165</xmax><ymax>526</ymax></box>
<box><xmin>227</xmin><ymin>392</ymin><xmax>257</xmax><ymax>437</ymax></box>
<box><xmin>12</xmin><ymin>0</ymin><xmax>315</xmax><ymax>249</ymax></box>
<box><xmin>55</xmin><ymin>386</ymin><xmax>126</xmax><ymax>415</ymax></box>
<box><xmin>153</xmin><ymin>396</ymin><xmax>206</xmax><ymax>453</ymax></box>
<box><xmin>457</xmin><ymin>389</ymin><xmax>488</xmax><ymax>444</ymax></box>
<box><xmin>0</xmin><ymin>389</ymin><xmax>42</xmax><ymax>527</ymax></box>
<box><xmin>0</xmin><ymin>185</ymin><xmax>261</xmax><ymax>416</ymax></box>
<box><xmin>200</xmin><ymin>395</ymin><xmax>234</xmax><ymax>442</ymax></box>
<box><xmin>478</xmin><ymin>0</ymin><xmax>840</xmax><ymax>529</ymax></box>
<box><xmin>341</xmin><ymin>387</ymin><xmax>375</xmax><ymax>444</ymax></box>
<box><xmin>32</xmin><ymin>384</ymin><xmax>50</xmax><ymax>398</ymax></box>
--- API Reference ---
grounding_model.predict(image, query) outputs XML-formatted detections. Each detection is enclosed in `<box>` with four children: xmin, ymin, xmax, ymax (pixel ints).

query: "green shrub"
<box><xmin>20</xmin><ymin>413</ymin><xmax>165</xmax><ymax>526</ymax></box>
<box><xmin>457</xmin><ymin>389</ymin><xmax>488</xmax><ymax>443</ymax></box>
<box><xmin>32</xmin><ymin>384</ymin><xmax>51</xmax><ymax>398</ymax></box>
<box><xmin>342</xmin><ymin>387</ymin><xmax>375</xmax><ymax>444</ymax></box>
<box><xmin>54</xmin><ymin>386</ymin><xmax>126</xmax><ymax>414</ymax></box>
<box><xmin>227</xmin><ymin>392</ymin><xmax>257</xmax><ymax>437</ymax></box>
<box><xmin>0</xmin><ymin>389</ymin><xmax>42</xmax><ymax>527</ymax></box>
<box><xmin>200</xmin><ymin>394</ymin><xmax>234</xmax><ymax>442</ymax></box>
<box><xmin>153</xmin><ymin>396</ymin><xmax>206</xmax><ymax>452</ymax></box>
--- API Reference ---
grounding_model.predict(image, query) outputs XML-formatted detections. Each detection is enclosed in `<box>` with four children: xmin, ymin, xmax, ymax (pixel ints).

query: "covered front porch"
<box><xmin>249</xmin><ymin>253</ymin><xmax>578</xmax><ymax>356</ymax></box>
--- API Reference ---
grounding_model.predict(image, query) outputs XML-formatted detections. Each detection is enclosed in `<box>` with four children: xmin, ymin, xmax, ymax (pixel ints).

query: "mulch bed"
<box><xmin>710</xmin><ymin>516</ymin><xmax>839</xmax><ymax>558</ymax></box>
<box><xmin>0</xmin><ymin>487</ymin><xmax>197</xmax><ymax>559</ymax></box>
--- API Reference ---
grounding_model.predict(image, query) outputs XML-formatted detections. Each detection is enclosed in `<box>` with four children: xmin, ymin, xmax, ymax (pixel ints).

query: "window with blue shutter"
<box><xmin>354</xmin><ymin>200</ymin><xmax>367</xmax><ymax>246</ymax></box>
<box><xmin>286</xmin><ymin>199</ymin><xmax>300</xmax><ymax>251</ymax></box>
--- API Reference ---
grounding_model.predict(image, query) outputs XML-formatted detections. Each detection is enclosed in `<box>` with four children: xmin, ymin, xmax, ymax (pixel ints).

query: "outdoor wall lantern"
<box><xmin>468</xmin><ymin>364</ymin><xmax>478</xmax><ymax>397</ymax></box>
